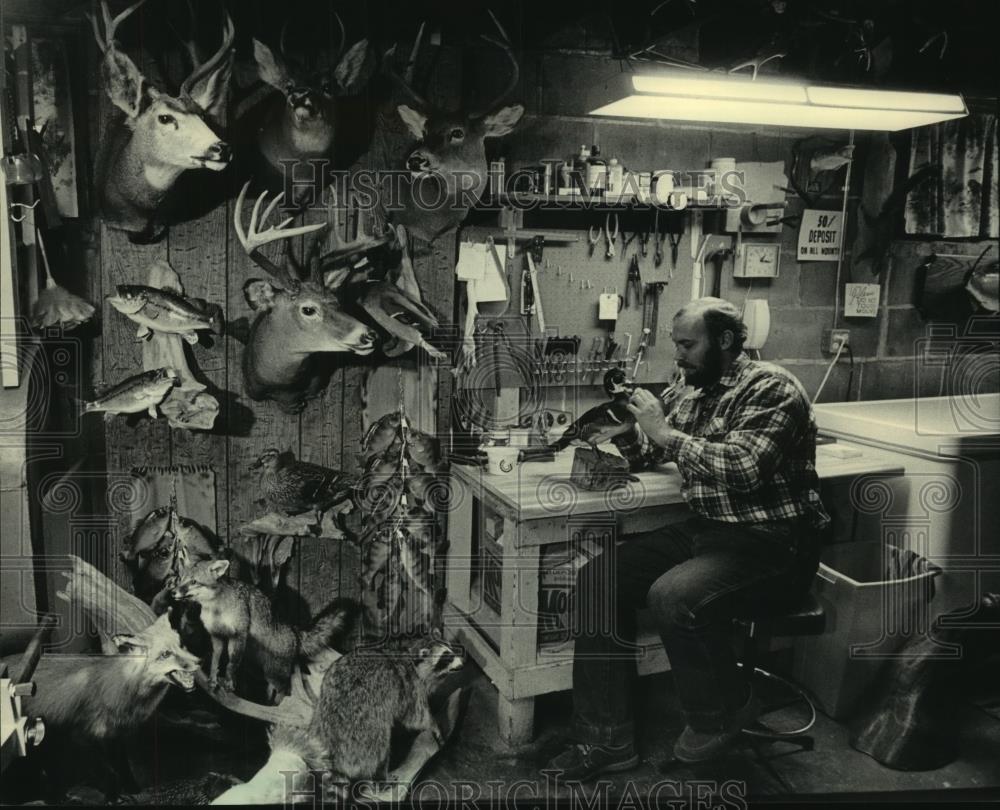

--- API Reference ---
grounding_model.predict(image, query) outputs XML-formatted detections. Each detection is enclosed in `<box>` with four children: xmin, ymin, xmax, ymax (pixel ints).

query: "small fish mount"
<box><xmin>105</xmin><ymin>259</ymin><xmax>223</xmax><ymax>430</ymax></box>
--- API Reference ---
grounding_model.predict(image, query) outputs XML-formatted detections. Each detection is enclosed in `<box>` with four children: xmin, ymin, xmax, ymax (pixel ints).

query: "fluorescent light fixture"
<box><xmin>591</xmin><ymin>73</ymin><xmax>968</xmax><ymax>131</ymax></box>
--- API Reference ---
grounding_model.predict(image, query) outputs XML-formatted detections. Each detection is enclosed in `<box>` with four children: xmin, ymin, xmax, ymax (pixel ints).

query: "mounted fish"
<box><xmin>384</xmin><ymin>16</ymin><xmax>523</xmax><ymax>243</ymax></box>
<box><xmin>107</xmin><ymin>284</ymin><xmax>223</xmax><ymax>343</ymax></box>
<box><xmin>80</xmin><ymin>367</ymin><xmax>178</xmax><ymax>418</ymax></box>
<box><xmin>112</xmin><ymin>260</ymin><xmax>221</xmax><ymax>430</ymax></box>
<box><xmin>234</xmin><ymin>184</ymin><xmax>443</xmax><ymax>414</ymax></box>
<box><xmin>239</xmin><ymin>14</ymin><xmax>373</xmax><ymax>204</ymax></box>
<box><xmin>90</xmin><ymin>0</ymin><xmax>234</xmax><ymax>241</ymax></box>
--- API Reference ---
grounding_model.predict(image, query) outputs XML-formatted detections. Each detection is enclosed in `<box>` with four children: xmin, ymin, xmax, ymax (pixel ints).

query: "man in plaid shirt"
<box><xmin>548</xmin><ymin>297</ymin><xmax>830</xmax><ymax>779</ymax></box>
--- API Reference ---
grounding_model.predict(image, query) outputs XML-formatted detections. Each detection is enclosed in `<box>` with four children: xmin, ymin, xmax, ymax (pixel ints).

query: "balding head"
<box><xmin>671</xmin><ymin>297</ymin><xmax>747</xmax><ymax>388</ymax></box>
<box><xmin>673</xmin><ymin>297</ymin><xmax>747</xmax><ymax>355</ymax></box>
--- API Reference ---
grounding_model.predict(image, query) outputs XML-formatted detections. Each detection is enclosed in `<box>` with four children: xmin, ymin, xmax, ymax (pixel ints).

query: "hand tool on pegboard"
<box><xmin>631</xmin><ymin>327</ymin><xmax>652</xmax><ymax>381</ymax></box>
<box><xmin>643</xmin><ymin>282</ymin><xmax>665</xmax><ymax>346</ymax></box>
<box><xmin>625</xmin><ymin>255</ymin><xmax>643</xmax><ymax>309</ymax></box>
<box><xmin>653</xmin><ymin>208</ymin><xmax>664</xmax><ymax>268</ymax></box>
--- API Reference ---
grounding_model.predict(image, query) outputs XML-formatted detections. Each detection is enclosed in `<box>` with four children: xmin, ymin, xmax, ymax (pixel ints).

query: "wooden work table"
<box><xmin>443</xmin><ymin>439</ymin><xmax>906</xmax><ymax>745</ymax></box>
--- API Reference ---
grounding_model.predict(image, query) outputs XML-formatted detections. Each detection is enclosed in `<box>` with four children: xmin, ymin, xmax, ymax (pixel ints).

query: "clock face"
<box><xmin>739</xmin><ymin>243</ymin><xmax>781</xmax><ymax>278</ymax></box>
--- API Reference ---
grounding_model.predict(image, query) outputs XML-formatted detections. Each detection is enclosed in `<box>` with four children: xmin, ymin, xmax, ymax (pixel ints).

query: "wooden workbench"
<box><xmin>444</xmin><ymin>440</ymin><xmax>906</xmax><ymax>745</ymax></box>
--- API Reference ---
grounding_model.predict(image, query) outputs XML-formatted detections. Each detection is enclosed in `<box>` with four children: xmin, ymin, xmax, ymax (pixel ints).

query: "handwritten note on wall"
<box><xmin>844</xmin><ymin>283</ymin><xmax>881</xmax><ymax>318</ymax></box>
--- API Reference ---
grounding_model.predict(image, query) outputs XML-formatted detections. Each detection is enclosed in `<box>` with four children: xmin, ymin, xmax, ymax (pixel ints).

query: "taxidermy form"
<box><xmin>107</xmin><ymin>283</ymin><xmax>223</xmax><ymax>342</ymax></box>
<box><xmin>251</xmin><ymin>448</ymin><xmax>357</xmax><ymax>515</ymax></box>
<box><xmin>171</xmin><ymin>558</ymin><xmax>360</xmax><ymax>701</ymax></box>
<box><xmin>90</xmin><ymin>0</ymin><xmax>234</xmax><ymax>241</ymax></box>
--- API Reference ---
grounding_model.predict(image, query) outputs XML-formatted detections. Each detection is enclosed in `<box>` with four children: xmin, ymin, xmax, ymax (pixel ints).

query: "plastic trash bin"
<box><xmin>793</xmin><ymin>541</ymin><xmax>941</xmax><ymax>720</ymax></box>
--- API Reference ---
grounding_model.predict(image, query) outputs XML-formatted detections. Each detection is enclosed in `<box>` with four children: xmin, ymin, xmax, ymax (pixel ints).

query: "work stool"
<box><xmin>736</xmin><ymin>593</ymin><xmax>826</xmax><ymax>746</ymax></box>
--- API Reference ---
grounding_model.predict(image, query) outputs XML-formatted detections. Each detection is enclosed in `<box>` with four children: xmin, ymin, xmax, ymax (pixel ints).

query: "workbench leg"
<box><xmin>497</xmin><ymin>693</ymin><xmax>535</xmax><ymax>746</ymax></box>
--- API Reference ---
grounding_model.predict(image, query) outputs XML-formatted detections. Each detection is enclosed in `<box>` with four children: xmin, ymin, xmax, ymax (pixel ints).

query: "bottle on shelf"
<box><xmin>586</xmin><ymin>144</ymin><xmax>607</xmax><ymax>194</ymax></box>
<box><xmin>607</xmin><ymin>158</ymin><xmax>624</xmax><ymax>199</ymax></box>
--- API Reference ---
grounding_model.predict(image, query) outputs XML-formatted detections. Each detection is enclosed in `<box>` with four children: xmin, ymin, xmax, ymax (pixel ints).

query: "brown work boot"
<box><xmin>544</xmin><ymin>741</ymin><xmax>640</xmax><ymax>781</ymax></box>
<box><xmin>673</xmin><ymin>689</ymin><xmax>762</xmax><ymax>763</ymax></box>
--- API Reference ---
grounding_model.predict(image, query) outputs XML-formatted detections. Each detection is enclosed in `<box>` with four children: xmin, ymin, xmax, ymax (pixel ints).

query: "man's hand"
<box><xmin>627</xmin><ymin>388</ymin><xmax>681</xmax><ymax>448</ymax></box>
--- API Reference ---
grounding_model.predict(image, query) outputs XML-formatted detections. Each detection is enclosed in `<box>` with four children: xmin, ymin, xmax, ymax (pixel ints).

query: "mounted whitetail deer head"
<box><xmin>91</xmin><ymin>0</ymin><xmax>234</xmax><ymax>241</ymax></box>
<box><xmin>385</xmin><ymin>21</ymin><xmax>524</xmax><ymax>243</ymax></box>
<box><xmin>235</xmin><ymin>183</ymin><xmax>443</xmax><ymax>414</ymax></box>
<box><xmin>249</xmin><ymin>14</ymin><xmax>372</xmax><ymax>193</ymax></box>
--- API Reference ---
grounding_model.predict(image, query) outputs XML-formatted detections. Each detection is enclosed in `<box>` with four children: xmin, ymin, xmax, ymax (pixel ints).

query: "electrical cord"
<box><xmin>845</xmin><ymin>344</ymin><xmax>855</xmax><ymax>400</ymax></box>
<box><xmin>813</xmin><ymin>338</ymin><xmax>847</xmax><ymax>403</ymax></box>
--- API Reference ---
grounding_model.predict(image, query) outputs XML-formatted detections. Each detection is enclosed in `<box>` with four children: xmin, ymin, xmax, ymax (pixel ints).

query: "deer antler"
<box><xmin>88</xmin><ymin>0</ymin><xmax>148</xmax><ymax>54</ymax></box>
<box><xmin>234</xmin><ymin>182</ymin><xmax>326</xmax><ymax>284</ymax></box>
<box><xmin>384</xmin><ymin>23</ymin><xmax>430</xmax><ymax>110</ymax></box>
<box><xmin>470</xmin><ymin>12</ymin><xmax>520</xmax><ymax>117</ymax></box>
<box><xmin>179</xmin><ymin>7</ymin><xmax>235</xmax><ymax>99</ymax></box>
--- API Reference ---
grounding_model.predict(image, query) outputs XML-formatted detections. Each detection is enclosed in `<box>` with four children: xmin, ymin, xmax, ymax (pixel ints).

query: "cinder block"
<box><xmin>798</xmin><ymin>264</ymin><xmax>839</xmax><ymax>306</ymax></box>
<box><xmin>885</xmin><ymin>308</ymin><xmax>931</xmax><ymax>357</ymax></box>
<box><xmin>765</xmin><ymin>307</ymin><xmax>829</xmax><ymax>360</ymax></box>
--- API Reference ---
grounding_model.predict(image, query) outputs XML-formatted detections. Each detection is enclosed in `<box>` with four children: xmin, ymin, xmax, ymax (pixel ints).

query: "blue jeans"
<box><xmin>571</xmin><ymin>515</ymin><xmax>822</xmax><ymax>745</ymax></box>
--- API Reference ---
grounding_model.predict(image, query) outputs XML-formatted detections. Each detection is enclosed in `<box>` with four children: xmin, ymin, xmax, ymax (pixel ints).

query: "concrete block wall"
<box><xmin>492</xmin><ymin>51</ymin><xmax>998</xmax><ymax>403</ymax></box>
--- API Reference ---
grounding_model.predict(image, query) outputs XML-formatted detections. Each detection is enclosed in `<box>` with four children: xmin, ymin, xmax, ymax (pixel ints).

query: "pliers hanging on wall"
<box><xmin>625</xmin><ymin>255</ymin><xmax>643</xmax><ymax>309</ymax></box>
<box><xmin>589</xmin><ymin>213</ymin><xmax>620</xmax><ymax>260</ymax></box>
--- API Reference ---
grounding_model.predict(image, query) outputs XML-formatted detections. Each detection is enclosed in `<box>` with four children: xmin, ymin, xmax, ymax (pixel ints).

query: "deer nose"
<box><xmin>407</xmin><ymin>153</ymin><xmax>431</xmax><ymax>173</ymax></box>
<box><xmin>206</xmin><ymin>141</ymin><xmax>230</xmax><ymax>163</ymax></box>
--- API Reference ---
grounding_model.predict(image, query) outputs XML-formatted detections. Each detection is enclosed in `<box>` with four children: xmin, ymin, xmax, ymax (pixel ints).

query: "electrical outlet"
<box><xmin>822</xmin><ymin>329</ymin><xmax>850</xmax><ymax>354</ymax></box>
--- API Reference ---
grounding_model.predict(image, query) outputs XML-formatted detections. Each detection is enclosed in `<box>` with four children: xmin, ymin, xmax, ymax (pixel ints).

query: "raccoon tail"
<box><xmin>298</xmin><ymin>597</ymin><xmax>362</xmax><ymax>659</ymax></box>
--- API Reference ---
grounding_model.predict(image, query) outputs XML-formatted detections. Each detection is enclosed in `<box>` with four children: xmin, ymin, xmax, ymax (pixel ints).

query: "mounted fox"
<box><xmin>91</xmin><ymin>0</ymin><xmax>234</xmax><ymax>241</ymax></box>
<box><xmin>235</xmin><ymin>183</ymin><xmax>444</xmax><ymax>414</ymax></box>
<box><xmin>384</xmin><ymin>19</ymin><xmax>524</xmax><ymax>243</ymax></box>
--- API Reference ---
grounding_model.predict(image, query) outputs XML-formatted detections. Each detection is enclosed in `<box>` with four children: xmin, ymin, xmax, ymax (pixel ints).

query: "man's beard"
<box><xmin>681</xmin><ymin>342</ymin><xmax>724</xmax><ymax>389</ymax></box>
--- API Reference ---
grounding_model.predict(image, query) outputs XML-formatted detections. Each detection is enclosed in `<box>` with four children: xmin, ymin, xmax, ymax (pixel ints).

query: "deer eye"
<box><xmin>449</xmin><ymin>128</ymin><xmax>465</xmax><ymax>140</ymax></box>
<box><xmin>157</xmin><ymin>114</ymin><xmax>176</xmax><ymax>126</ymax></box>
<box><xmin>300</xmin><ymin>305</ymin><xmax>319</xmax><ymax>318</ymax></box>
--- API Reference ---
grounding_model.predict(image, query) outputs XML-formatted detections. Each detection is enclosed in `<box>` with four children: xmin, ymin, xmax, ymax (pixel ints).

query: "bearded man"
<box><xmin>547</xmin><ymin>297</ymin><xmax>830</xmax><ymax>777</ymax></box>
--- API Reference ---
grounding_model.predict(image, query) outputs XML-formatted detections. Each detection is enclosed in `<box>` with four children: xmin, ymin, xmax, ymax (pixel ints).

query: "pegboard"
<box><xmin>460</xmin><ymin>209</ymin><xmax>734</xmax><ymax>390</ymax></box>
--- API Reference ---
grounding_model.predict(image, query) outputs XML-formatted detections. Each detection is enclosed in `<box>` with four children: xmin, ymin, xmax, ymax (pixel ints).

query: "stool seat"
<box><xmin>740</xmin><ymin>593</ymin><xmax>826</xmax><ymax>637</ymax></box>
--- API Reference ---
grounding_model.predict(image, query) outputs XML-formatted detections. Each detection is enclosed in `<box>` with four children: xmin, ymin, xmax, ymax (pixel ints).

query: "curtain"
<box><xmin>905</xmin><ymin>113</ymin><xmax>999</xmax><ymax>239</ymax></box>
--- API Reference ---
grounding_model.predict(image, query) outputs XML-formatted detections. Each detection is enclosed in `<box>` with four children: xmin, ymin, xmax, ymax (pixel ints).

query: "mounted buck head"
<box><xmin>91</xmin><ymin>0</ymin><xmax>234</xmax><ymax>241</ymax></box>
<box><xmin>235</xmin><ymin>184</ymin><xmax>442</xmax><ymax>414</ymax></box>
<box><xmin>385</xmin><ymin>23</ymin><xmax>524</xmax><ymax>243</ymax></box>
<box><xmin>251</xmin><ymin>15</ymin><xmax>371</xmax><ymax>180</ymax></box>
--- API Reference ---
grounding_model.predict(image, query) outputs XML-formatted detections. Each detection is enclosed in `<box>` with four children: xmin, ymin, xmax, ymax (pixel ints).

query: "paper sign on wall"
<box><xmin>797</xmin><ymin>210</ymin><xmax>842</xmax><ymax>262</ymax></box>
<box><xmin>844</xmin><ymin>283</ymin><xmax>880</xmax><ymax>317</ymax></box>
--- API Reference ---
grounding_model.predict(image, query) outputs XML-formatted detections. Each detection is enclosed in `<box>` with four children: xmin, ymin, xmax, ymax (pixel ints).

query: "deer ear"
<box><xmin>397</xmin><ymin>105</ymin><xmax>427</xmax><ymax>140</ymax></box>
<box><xmin>481</xmin><ymin>104</ymin><xmax>525</xmax><ymax>138</ymax></box>
<box><xmin>334</xmin><ymin>39</ymin><xmax>372</xmax><ymax>94</ymax></box>
<box><xmin>102</xmin><ymin>49</ymin><xmax>154</xmax><ymax>120</ymax></box>
<box><xmin>187</xmin><ymin>57</ymin><xmax>233</xmax><ymax>125</ymax></box>
<box><xmin>244</xmin><ymin>279</ymin><xmax>278</xmax><ymax>311</ymax></box>
<box><xmin>254</xmin><ymin>38</ymin><xmax>291</xmax><ymax>91</ymax></box>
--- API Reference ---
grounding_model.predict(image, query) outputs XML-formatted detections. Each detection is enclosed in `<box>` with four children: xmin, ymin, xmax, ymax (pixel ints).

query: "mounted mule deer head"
<box><xmin>249</xmin><ymin>14</ymin><xmax>372</xmax><ymax>198</ymax></box>
<box><xmin>385</xmin><ymin>20</ymin><xmax>524</xmax><ymax>243</ymax></box>
<box><xmin>91</xmin><ymin>0</ymin><xmax>234</xmax><ymax>241</ymax></box>
<box><xmin>236</xmin><ymin>183</ymin><xmax>443</xmax><ymax>414</ymax></box>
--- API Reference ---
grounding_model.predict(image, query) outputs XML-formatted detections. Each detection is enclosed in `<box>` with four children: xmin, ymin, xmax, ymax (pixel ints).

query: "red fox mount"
<box><xmin>384</xmin><ymin>24</ymin><xmax>523</xmax><ymax>243</ymax></box>
<box><xmin>19</xmin><ymin>612</ymin><xmax>199</xmax><ymax>746</ymax></box>
<box><xmin>91</xmin><ymin>0</ymin><xmax>234</xmax><ymax>242</ymax></box>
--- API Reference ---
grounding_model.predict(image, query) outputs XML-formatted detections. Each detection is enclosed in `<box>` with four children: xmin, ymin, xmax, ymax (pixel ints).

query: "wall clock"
<box><xmin>735</xmin><ymin>241</ymin><xmax>781</xmax><ymax>278</ymax></box>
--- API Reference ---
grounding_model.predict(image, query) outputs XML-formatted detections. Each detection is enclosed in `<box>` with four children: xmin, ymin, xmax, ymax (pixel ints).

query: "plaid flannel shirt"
<box><xmin>615</xmin><ymin>354</ymin><xmax>830</xmax><ymax>529</ymax></box>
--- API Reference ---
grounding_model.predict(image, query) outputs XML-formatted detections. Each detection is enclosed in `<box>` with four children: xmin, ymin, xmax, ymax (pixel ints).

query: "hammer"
<box><xmin>706</xmin><ymin>248</ymin><xmax>734</xmax><ymax>298</ymax></box>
